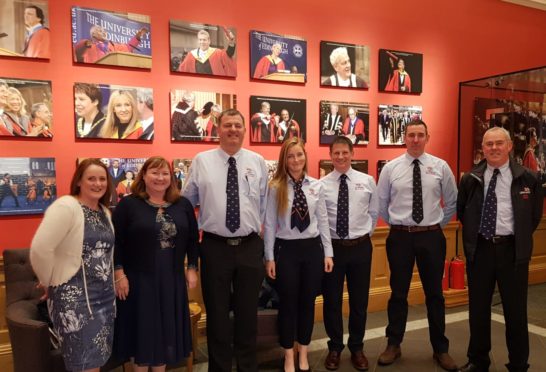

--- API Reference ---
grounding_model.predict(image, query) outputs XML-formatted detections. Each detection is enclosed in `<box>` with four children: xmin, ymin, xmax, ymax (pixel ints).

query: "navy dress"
<box><xmin>48</xmin><ymin>205</ymin><xmax>115</xmax><ymax>371</ymax></box>
<box><xmin>113</xmin><ymin>196</ymin><xmax>198</xmax><ymax>366</ymax></box>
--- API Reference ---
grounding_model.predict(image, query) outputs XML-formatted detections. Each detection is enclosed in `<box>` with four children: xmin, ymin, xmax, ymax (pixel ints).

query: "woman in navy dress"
<box><xmin>113</xmin><ymin>156</ymin><xmax>199</xmax><ymax>371</ymax></box>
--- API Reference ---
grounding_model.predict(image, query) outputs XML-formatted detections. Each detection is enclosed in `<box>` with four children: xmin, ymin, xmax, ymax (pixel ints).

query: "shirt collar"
<box><xmin>486</xmin><ymin>160</ymin><xmax>509</xmax><ymax>175</ymax></box>
<box><xmin>331</xmin><ymin>167</ymin><xmax>354</xmax><ymax>181</ymax></box>
<box><xmin>404</xmin><ymin>152</ymin><xmax>427</xmax><ymax>164</ymax></box>
<box><xmin>288</xmin><ymin>173</ymin><xmax>310</xmax><ymax>185</ymax></box>
<box><xmin>217</xmin><ymin>147</ymin><xmax>242</xmax><ymax>164</ymax></box>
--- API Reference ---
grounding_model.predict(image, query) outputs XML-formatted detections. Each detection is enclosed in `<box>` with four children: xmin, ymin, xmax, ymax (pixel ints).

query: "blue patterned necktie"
<box><xmin>412</xmin><ymin>159</ymin><xmax>424</xmax><ymax>224</ymax></box>
<box><xmin>291</xmin><ymin>178</ymin><xmax>310</xmax><ymax>232</ymax></box>
<box><xmin>479</xmin><ymin>168</ymin><xmax>500</xmax><ymax>240</ymax></box>
<box><xmin>225</xmin><ymin>157</ymin><xmax>240</xmax><ymax>233</ymax></box>
<box><xmin>336</xmin><ymin>174</ymin><xmax>349</xmax><ymax>238</ymax></box>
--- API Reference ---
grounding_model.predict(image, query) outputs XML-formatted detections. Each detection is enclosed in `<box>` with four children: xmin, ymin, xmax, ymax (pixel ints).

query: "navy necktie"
<box><xmin>412</xmin><ymin>159</ymin><xmax>424</xmax><ymax>224</ymax></box>
<box><xmin>479</xmin><ymin>168</ymin><xmax>500</xmax><ymax>240</ymax></box>
<box><xmin>336</xmin><ymin>174</ymin><xmax>349</xmax><ymax>238</ymax></box>
<box><xmin>291</xmin><ymin>178</ymin><xmax>310</xmax><ymax>232</ymax></box>
<box><xmin>225</xmin><ymin>157</ymin><xmax>240</xmax><ymax>233</ymax></box>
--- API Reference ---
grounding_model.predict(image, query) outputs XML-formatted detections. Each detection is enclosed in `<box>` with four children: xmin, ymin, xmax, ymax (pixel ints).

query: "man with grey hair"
<box><xmin>137</xmin><ymin>89</ymin><xmax>154</xmax><ymax>140</ymax></box>
<box><xmin>178</xmin><ymin>28</ymin><xmax>236</xmax><ymax>76</ymax></box>
<box><xmin>457</xmin><ymin>126</ymin><xmax>543</xmax><ymax>372</ymax></box>
<box><xmin>322</xmin><ymin>47</ymin><xmax>367</xmax><ymax>88</ymax></box>
<box><xmin>28</xmin><ymin>103</ymin><xmax>53</xmax><ymax>137</ymax></box>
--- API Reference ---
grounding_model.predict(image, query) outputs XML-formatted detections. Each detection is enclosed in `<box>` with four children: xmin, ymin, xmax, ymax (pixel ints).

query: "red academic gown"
<box><xmin>342</xmin><ymin>117</ymin><xmax>365</xmax><ymax>139</ymax></box>
<box><xmin>0</xmin><ymin>116</ymin><xmax>13</xmax><ymax>136</ymax></box>
<box><xmin>250</xmin><ymin>113</ymin><xmax>277</xmax><ymax>142</ymax></box>
<box><xmin>385</xmin><ymin>70</ymin><xmax>411</xmax><ymax>92</ymax></box>
<box><xmin>253</xmin><ymin>56</ymin><xmax>285</xmax><ymax>78</ymax></box>
<box><xmin>178</xmin><ymin>48</ymin><xmax>236</xmax><ymax>76</ymax></box>
<box><xmin>276</xmin><ymin>120</ymin><xmax>300</xmax><ymax>142</ymax></box>
<box><xmin>74</xmin><ymin>35</ymin><xmax>140</xmax><ymax>63</ymax></box>
<box><xmin>24</xmin><ymin>27</ymin><xmax>50</xmax><ymax>58</ymax></box>
<box><xmin>523</xmin><ymin>148</ymin><xmax>539</xmax><ymax>172</ymax></box>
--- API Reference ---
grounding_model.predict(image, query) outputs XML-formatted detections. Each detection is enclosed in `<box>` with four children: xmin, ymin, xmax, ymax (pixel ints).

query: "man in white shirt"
<box><xmin>184</xmin><ymin>109</ymin><xmax>268</xmax><ymax>372</ymax></box>
<box><xmin>321</xmin><ymin>136</ymin><xmax>378</xmax><ymax>371</ymax></box>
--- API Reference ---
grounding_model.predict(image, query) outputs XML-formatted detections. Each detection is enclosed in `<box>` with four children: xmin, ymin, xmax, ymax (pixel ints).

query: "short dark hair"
<box><xmin>25</xmin><ymin>5</ymin><xmax>45</xmax><ymax>24</ymax></box>
<box><xmin>405</xmin><ymin>119</ymin><xmax>428</xmax><ymax>135</ymax></box>
<box><xmin>218</xmin><ymin>108</ymin><xmax>245</xmax><ymax>126</ymax></box>
<box><xmin>329</xmin><ymin>136</ymin><xmax>353</xmax><ymax>153</ymax></box>
<box><xmin>70</xmin><ymin>159</ymin><xmax>113</xmax><ymax>207</ymax></box>
<box><xmin>74</xmin><ymin>83</ymin><xmax>102</xmax><ymax>109</ymax></box>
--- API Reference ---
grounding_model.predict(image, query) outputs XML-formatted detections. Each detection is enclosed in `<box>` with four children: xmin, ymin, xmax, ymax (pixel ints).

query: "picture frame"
<box><xmin>377</xmin><ymin>104</ymin><xmax>422</xmax><ymax>146</ymax></box>
<box><xmin>320</xmin><ymin>40</ymin><xmax>369</xmax><ymax>89</ymax></box>
<box><xmin>320</xmin><ymin>100</ymin><xmax>369</xmax><ymax>145</ymax></box>
<box><xmin>378</xmin><ymin>49</ymin><xmax>423</xmax><ymax>94</ymax></box>
<box><xmin>249</xmin><ymin>95</ymin><xmax>306</xmax><ymax>144</ymax></box>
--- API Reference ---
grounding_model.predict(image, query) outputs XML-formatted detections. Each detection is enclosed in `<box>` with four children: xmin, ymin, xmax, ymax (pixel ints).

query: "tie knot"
<box><xmin>228</xmin><ymin>157</ymin><xmax>236</xmax><ymax>166</ymax></box>
<box><xmin>340</xmin><ymin>174</ymin><xmax>347</xmax><ymax>182</ymax></box>
<box><xmin>493</xmin><ymin>168</ymin><xmax>500</xmax><ymax>176</ymax></box>
<box><xmin>413</xmin><ymin>159</ymin><xmax>420</xmax><ymax>166</ymax></box>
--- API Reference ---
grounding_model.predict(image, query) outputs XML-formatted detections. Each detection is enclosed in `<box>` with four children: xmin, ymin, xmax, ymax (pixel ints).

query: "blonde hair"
<box><xmin>269</xmin><ymin>137</ymin><xmax>308</xmax><ymax>215</ymax></box>
<box><xmin>100</xmin><ymin>90</ymin><xmax>138</xmax><ymax>138</ymax></box>
<box><xmin>6</xmin><ymin>87</ymin><xmax>28</xmax><ymax>116</ymax></box>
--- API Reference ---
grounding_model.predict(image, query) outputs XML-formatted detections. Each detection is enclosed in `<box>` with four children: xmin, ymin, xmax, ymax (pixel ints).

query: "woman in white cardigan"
<box><xmin>30</xmin><ymin>158</ymin><xmax>116</xmax><ymax>372</ymax></box>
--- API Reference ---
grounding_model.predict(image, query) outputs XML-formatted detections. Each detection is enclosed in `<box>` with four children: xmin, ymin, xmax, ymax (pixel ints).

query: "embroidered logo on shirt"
<box><xmin>520</xmin><ymin>187</ymin><xmax>531</xmax><ymax>200</ymax></box>
<box><xmin>354</xmin><ymin>183</ymin><xmax>365</xmax><ymax>190</ymax></box>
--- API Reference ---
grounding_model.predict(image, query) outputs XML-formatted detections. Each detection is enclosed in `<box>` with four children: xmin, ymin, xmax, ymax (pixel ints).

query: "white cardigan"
<box><xmin>30</xmin><ymin>195</ymin><xmax>114</xmax><ymax>287</ymax></box>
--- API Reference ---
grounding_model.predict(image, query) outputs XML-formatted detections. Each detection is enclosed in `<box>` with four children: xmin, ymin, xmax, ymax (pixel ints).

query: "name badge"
<box><xmin>354</xmin><ymin>183</ymin><xmax>365</xmax><ymax>191</ymax></box>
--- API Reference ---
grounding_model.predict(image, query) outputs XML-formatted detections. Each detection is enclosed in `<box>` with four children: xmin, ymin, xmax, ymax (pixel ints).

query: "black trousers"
<box><xmin>323</xmin><ymin>237</ymin><xmax>372</xmax><ymax>353</ymax></box>
<box><xmin>200</xmin><ymin>233</ymin><xmax>264</xmax><ymax>372</ymax></box>
<box><xmin>275</xmin><ymin>237</ymin><xmax>324</xmax><ymax>349</ymax></box>
<box><xmin>385</xmin><ymin>229</ymin><xmax>449</xmax><ymax>353</ymax></box>
<box><xmin>467</xmin><ymin>236</ymin><xmax>529</xmax><ymax>372</ymax></box>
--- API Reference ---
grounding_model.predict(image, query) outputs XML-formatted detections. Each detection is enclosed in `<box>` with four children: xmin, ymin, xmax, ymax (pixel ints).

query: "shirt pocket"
<box><xmin>243</xmin><ymin>175</ymin><xmax>259</xmax><ymax>198</ymax></box>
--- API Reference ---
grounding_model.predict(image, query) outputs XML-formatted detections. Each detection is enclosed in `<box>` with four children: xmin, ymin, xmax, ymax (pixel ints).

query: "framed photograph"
<box><xmin>250</xmin><ymin>96</ymin><xmax>306</xmax><ymax>144</ymax></box>
<box><xmin>319</xmin><ymin>159</ymin><xmax>368</xmax><ymax>179</ymax></box>
<box><xmin>378</xmin><ymin>104</ymin><xmax>422</xmax><ymax>146</ymax></box>
<box><xmin>78</xmin><ymin>157</ymin><xmax>146</xmax><ymax>205</ymax></box>
<box><xmin>377</xmin><ymin>160</ymin><xmax>389</xmax><ymax>180</ymax></box>
<box><xmin>71</xmin><ymin>6</ymin><xmax>151</xmax><ymax>68</ymax></box>
<box><xmin>320</xmin><ymin>41</ymin><xmax>369</xmax><ymax>89</ymax></box>
<box><xmin>170</xmin><ymin>90</ymin><xmax>236</xmax><ymax>142</ymax></box>
<box><xmin>320</xmin><ymin>100</ymin><xmax>369</xmax><ymax>145</ymax></box>
<box><xmin>265</xmin><ymin>160</ymin><xmax>278</xmax><ymax>181</ymax></box>
<box><xmin>1</xmin><ymin>77</ymin><xmax>53</xmax><ymax>137</ymax></box>
<box><xmin>74</xmin><ymin>83</ymin><xmax>153</xmax><ymax>140</ymax></box>
<box><xmin>250</xmin><ymin>30</ymin><xmax>307</xmax><ymax>83</ymax></box>
<box><xmin>378</xmin><ymin>49</ymin><xmax>423</xmax><ymax>94</ymax></box>
<box><xmin>0</xmin><ymin>157</ymin><xmax>56</xmax><ymax>215</ymax></box>
<box><xmin>169</xmin><ymin>19</ymin><xmax>237</xmax><ymax>77</ymax></box>
<box><xmin>0</xmin><ymin>0</ymin><xmax>50</xmax><ymax>59</ymax></box>
<box><xmin>172</xmin><ymin>158</ymin><xmax>192</xmax><ymax>190</ymax></box>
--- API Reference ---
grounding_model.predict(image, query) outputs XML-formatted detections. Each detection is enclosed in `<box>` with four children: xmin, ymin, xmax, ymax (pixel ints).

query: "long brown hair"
<box><xmin>70</xmin><ymin>158</ymin><xmax>113</xmax><ymax>207</ymax></box>
<box><xmin>269</xmin><ymin>137</ymin><xmax>308</xmax><ymax>215</ymax></box>
<box><xmin>132</xmin><ymin>156</ymin><xmax>181</xmax><ymax>203</ymax></box>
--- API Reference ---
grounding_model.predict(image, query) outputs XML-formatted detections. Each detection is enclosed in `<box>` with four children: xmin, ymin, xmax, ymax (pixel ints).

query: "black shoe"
<box><xmin>458</xmin><ymin>361</ymin><xmax>488</xmax><ymax>372</ymax></box>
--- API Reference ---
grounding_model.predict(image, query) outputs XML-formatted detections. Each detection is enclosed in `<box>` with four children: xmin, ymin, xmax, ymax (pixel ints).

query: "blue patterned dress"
<box><xmin>48</xmin><ymin>205</ymin><xmax>115</xmax><ymax>371</ymax></box>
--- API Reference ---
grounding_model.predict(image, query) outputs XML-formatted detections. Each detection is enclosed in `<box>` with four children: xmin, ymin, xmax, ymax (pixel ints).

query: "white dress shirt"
<box><xmin>377</xmin><ymin>152</ymin><xmax>457</xmax><ymax>227</ymax></box>
<box><xmin>183</xmin><ymin>147</ymin><xmax>268</xmax><ymax>237</ymax></box>
<box><xmin>321</xmin><ymin>168</ymin><xmax>379</xmax><ymax>239</ymax></box>
<box><xmin>264</xmin><ymin>175</ymin><xmax>333</xmax><ymax>261</ymax></box>
<box><xmin>483</xmin><ymin>161</ymin><xmax>514</xmax><ymax>235</ymax></box>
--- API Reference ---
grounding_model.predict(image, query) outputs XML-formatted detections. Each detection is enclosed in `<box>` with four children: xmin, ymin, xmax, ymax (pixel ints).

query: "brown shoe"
<box><xmin>378</xmin><ymin>345</ymin><xmax>401</xmax><ymax>366</ymax></box>
<box><xmin>324</xmin><ymin>350</ymin><xmax>341</xmax><ymax>370</ymax></box>
<box><xmin>350</xmin><ymin>351</ymin><xmax>369</xmax><ymax>371</ymax></box>
<box><xmin>433</xmin><ymin>352</ymin><xmax>458</xmax><ymax>371</ymax></box>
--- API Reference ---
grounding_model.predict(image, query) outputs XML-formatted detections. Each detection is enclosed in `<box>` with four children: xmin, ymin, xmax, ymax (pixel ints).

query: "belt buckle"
<box><xmin>491</xmin><ymin>236</ymin><xmax>500</xmax><ymax>244</ymax></box>
<box><xmin>227</xmin><ymin>238</ymin><xmax>242</xmax><ymax>246</ymax></box>
<box><xmin>407</xmin><ymin>225</ymin><xmax>414</xmax><ymax>233</ymax></box>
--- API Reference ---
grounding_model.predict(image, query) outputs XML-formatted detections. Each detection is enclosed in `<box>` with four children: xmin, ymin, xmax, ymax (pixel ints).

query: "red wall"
<box><xmin>2</xmin><ymin>0</ymin><xmax>546</xmax><ymax>250</ymax></box>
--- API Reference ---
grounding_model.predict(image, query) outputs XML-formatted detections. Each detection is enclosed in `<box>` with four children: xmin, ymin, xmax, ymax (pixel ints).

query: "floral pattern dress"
<box><xmin>48</xmin><ymin>205</ymin><xmax>115</xmax><ymax>371</ymax></box>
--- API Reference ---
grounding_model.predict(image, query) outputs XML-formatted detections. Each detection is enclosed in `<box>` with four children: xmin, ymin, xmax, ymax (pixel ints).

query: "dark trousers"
<box><xmin>381</xmin><ymin>124</ymin><xmax>389</xmax><ymax>142</ymax></box>
<box><xmin>276</xmin><ymin>237</ymin><xmax>324</xmax><ymax>349</ymax></box>
<box><xmin>467</xmin><ymin>236</ymin><xmax>529</xmax><ymax>372</ymax></box>
<box><xmin>200</xmin><ymin>233</ymin><xmax>264</xmax><ymax>372</ymax></box>
<box><xmin>323</xmin><ymin>238</ymin><xmax>372</xmax><ymax>353</ymax></box>
<box><xmin>385</xmin><ymin>229</ymin><xmax>449</xmax><ymax>353</ymax></box>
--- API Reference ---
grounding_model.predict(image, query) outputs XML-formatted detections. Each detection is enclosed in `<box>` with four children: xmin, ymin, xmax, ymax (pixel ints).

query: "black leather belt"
<box><xmin>478</xmin><ymin>234</ymin><xmax>514</xmax><ymax>244</ymax></box>
<box><xmin>332</xmin><ymin>234</ymin><xmax>370</xmax><ymax>246</ymax></box>
<box><xmin>390</xmin><ymin>224</ymin><xmax>441</xmax><ymax>233</ymax></box>
<box><xmin>203</xmin><ymin>231</ymin><xmax>256</xmax><ymax>246</ymax></box>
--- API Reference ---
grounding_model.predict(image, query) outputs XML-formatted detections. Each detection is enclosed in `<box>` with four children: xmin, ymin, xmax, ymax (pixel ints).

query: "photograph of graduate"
<box><xmin>250</xmin><ymin>30</ymin><xmax>307</xmax><ymax>83</ymax></box>
<box><xmin>0</xmin><ymin>157</ymin><xmax>56</xmax><ymax>216</ymax></box>
<box><xmin>249</xmin><ymin>95</ymin><xmax>306</xmax><ymax>144</ymax></box>
<box><xmin>170</xmin><ymin>89</ymin><xmax>235</xmax><ymax>142</ymax></box>
<box><xmin>0</xmin><ymin>77</ymin><xmax>53</xmax><ymax>137</ymax></box>
<box><xmin>71</xmin><ymin>6</ymin><xmax>151</xmax><ymax>68</ymax></box>
<box><xmin>319</xmin><ymin>100</ymin><xmax>369</xmax><ymax>145</ymax></box>
<box><xmin>320</xmin><ymin>41</ymin><xmax>369</xmax><ymax>89</ymax></box>
<box><xmin>170</xmin><ymin>19</ymin><xmax>236</xmax><ymax>77</ymax></box>
<box><xmin>319</xmin><ymin>159</ymin><xmax>368</xmax><ymax>179</ymax></box>
<box><xmin>377</xmin><ymin>104</ymin><xmax>422</xmax><ymax>146</ymax></box>
<box><xmin>172</xmin><ymin>158</ymin><xmax>192</xmax><ymax>191</ymax></box>
<box><xmin>74</xmin><ymin>83</ymin><xmax>153</xmax><ymax>141</ymax></box>
<box><xmin>378</xmin><ymin>49</ymin><xmax>423</xmax><ymax>94</ymax></box>
<box><xmin>0</xmin><ymin>0</ymin><xmax>50</xmax><ymax>59</ymax></box>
